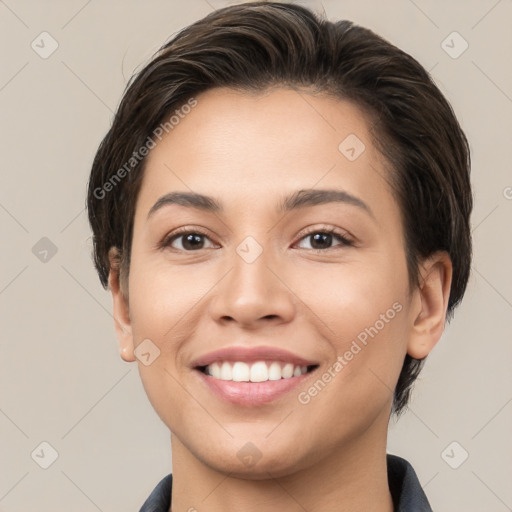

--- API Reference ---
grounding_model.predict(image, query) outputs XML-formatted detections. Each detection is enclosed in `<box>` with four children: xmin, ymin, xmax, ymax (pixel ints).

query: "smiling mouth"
<box><xmin>196</xmin><ymin>360</ymin><xmax>319</xmax><ymax>383</ymax></box>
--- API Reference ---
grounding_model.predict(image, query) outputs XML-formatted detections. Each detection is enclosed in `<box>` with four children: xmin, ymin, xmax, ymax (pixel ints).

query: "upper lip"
<box><xmin>191</xmin><ymin>346</ymin><xmax>319</xmax><ymax>368</ymax></box>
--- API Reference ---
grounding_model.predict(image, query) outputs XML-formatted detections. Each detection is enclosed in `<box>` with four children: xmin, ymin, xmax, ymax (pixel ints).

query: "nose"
<box><xmin>208</xmin><ymin>244</ymin><xmax>296</xmax><ymax>330</ymax></box>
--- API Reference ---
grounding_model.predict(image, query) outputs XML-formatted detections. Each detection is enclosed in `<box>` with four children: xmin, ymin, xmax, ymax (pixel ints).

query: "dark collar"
<box><xmin>139</xmin><ymin>454</ymin><xmax>432</xmax><ymax>511</ymax></box>
<box><xmin>387</xmin><ymin>454</ymin><xmax>433</xmax><ymax>511</ymax></box>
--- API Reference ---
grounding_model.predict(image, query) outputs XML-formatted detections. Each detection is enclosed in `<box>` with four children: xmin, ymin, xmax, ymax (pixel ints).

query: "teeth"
<box><xmin>220</xmin><ymin>361</ymin><xmax>232</xmax><ymax>380</ymax></box>
<box><xmin>282</xmin><ymin>363</ymin><xmax>294</xmax><ymax>379</ymax></box>
<box><xmin>210</xmin><ymin>362</ymin><xmax>221</xmax><ymax>379</ymax></box>
<box><xmin>203</xmin><ymin>360</ymin><xmax>310</xmax><ymax>382</ymax></box>
<box><xmin>250</xmin><ymin>361</ymin><xmax>268</xmax><ymax>382</ymax></box>
<box><xmin>232</xmin><ymin>362</ymin><xmax>250</xmax><ymax>382</ymax></box>
<box><xmin>268</xmin><ymin>362</ymin><xmax>282</xmax><ymax>381</ymax></box>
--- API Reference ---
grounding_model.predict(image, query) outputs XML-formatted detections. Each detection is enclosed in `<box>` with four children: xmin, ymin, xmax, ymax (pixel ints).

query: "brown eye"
<box><xmin>296</xmin><ymin>229</ymin><xmax>353</xmax><ymax>252</ymax></box>
<box><xmin>162</xmin><ymin>230</ymin><xmax>216</xmax><ymax>251</ymax></box>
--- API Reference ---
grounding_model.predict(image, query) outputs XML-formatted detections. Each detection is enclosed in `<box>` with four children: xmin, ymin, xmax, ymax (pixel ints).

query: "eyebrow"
<box><xmin>147</xmin><ymin>188</ymin><xmax>374</xmax><ymax>219</ymax></box>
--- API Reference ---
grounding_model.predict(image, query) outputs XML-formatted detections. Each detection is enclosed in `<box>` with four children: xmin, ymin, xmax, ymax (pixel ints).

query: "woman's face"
<box><xmin>115</xmin><ymin>87</ymin><xmax>429</xmax><ymax>477</ymax></box>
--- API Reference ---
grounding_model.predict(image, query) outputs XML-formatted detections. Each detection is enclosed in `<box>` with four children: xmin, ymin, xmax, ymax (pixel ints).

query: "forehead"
<box><xmin>150</xmin><ymin>86</ymin><xmax>376</xmax><ymax>159</ymax></box>
<box><xmin>137</xmin><ymin>87</ymin><xmax>392</xmax><ymax>217</ymax></box>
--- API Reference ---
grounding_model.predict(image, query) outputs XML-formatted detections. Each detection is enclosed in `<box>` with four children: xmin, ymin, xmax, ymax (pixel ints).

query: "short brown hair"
<box><xmin>87</xmin><ymin>1</ymin><xmax>472</xmax><ymax>417</ymax></box>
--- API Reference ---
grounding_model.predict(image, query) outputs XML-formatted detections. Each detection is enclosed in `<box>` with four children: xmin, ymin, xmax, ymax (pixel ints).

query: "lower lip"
<box><xmin>194</xmin><ymin>369</ymin><xmax>315</xmax><ymax>406</ymax></box>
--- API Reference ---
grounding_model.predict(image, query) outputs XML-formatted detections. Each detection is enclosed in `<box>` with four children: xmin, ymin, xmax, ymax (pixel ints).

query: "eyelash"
<box><xmin>159</xmin><ymin>226</ymin><xmax>354</xmax><ymax>254</ymax></box>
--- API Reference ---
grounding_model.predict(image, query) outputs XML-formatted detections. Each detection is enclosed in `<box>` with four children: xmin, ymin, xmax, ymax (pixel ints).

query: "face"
<box><xmin>112</xmin><ymin>87</ymin><xmax>442</xmax><ymax>478</ymax></box>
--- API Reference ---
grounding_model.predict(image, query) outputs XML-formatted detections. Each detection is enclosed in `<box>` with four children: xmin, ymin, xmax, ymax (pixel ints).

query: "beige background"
<box><xmin>1</xmin><ymin>0</ymin><xmax>511</xmax><ymax>510</ymax></box>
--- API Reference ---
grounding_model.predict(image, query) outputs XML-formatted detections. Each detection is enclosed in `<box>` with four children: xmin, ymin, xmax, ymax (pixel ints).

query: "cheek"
<box><xmin>128</xmin><ymin>258</ymin><xmax>209</xmax><ymax>343</ymax></box>
<box><xmin>291</xmin><ymin>253</ymin><xmax>410</xmax><ymax>398</ymax></box>
<box><xmin>294</xmin><ymin>291</ymin><xmax>408</xmax><ymax>441</ymax></box>
<box><xmin>126</xmin><ymin>259</ymin><xmax>203</xmax><ymax>424</ymax></box>
<box><xmin>293</xmin><ymin>253</ymin><xmax>408</xmax><ymax>338</ymax></box>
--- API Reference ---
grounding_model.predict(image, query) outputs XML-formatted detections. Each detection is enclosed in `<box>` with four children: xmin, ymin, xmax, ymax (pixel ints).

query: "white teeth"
<box><xmin>220</xmin><ymin>361</ymin><xmax>232</xmax><ymax>380</ymax></box>
<box><xmin>282</xmin><ymin>363</ymin><xmax>294</xmax><ymax>379</ymax></box>
<box><xmin>203</xmin><ymin>360</ymin><xmax>311</xmax><ymax>382</ymax></box>
<box><xmin>232</xmin><ymin>362</ymin><xmax>250</xmax><ymax>382</ymax></box>
<box><xmin>250</xmin><ymin>361</ymin><xmax>268</xmax><ymax>382</ymax></box>
<box><xmin>268</xmin><ymin>362</ymin><xmax>282</xmax><ymax>381</ymax></box>
<box><xmin>210</xmin><ymin>362</ymin><xmax>221</xmax><ymax>379</ymax></box>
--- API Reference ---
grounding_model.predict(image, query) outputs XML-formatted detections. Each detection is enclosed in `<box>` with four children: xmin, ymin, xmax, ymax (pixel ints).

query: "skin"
<box><xmin>109</xmin><ymin>87</ymin><xmax>452</xmax><ymax>512</ymax></box>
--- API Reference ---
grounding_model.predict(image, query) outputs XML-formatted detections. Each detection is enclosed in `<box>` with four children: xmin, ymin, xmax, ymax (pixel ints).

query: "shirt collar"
<box><xmin>139</xmin><ymin>454</ymin><xmax>432</xmax><ymax>512</ymax></box>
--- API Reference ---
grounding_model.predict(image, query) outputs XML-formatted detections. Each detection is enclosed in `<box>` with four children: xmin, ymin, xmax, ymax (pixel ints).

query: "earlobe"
<box><xmin>407</xmin><ymin>251</ymin><xmax>453</xmax><ymax>360</ymax></box>
<box><xmin>108</xmin><ymin>247</ymin><xmax>136</xmax><ymax>363</ymax></box>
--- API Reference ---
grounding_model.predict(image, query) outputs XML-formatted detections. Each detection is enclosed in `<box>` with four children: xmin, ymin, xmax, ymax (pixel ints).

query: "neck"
<box><xmin>169</xmin><ymin>412</ymin><xmax>394</xmax><ymax>512</ymax></box>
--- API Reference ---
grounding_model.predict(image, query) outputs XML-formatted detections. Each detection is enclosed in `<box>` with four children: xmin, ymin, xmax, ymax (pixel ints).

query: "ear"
<box><xmin>407</xmin><ymin>251</ymin><xmax>453</xmax><ymax>359</ymax></box>
<box><xmin>108</xmin><ymin>247</ymin><xmax>136</xmax><ymax>362</ymax></box>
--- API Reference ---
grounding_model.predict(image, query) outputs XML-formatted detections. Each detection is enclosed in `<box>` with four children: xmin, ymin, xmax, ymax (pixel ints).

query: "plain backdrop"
<box><xmin>0</xmin><ymin>1</ymin><xmax>511</xmax><ymax>510</ymax></box>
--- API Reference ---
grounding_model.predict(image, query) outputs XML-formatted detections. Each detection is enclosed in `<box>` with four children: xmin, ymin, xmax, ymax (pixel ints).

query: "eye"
<box><xmin>160</xmin><ymin>226</ymin><xmax>354</xmax><ymax>253</ymax></box>
<box><xmin>295</xmin><ymin>228</ymin><xmax>354</xmax><ymax>252</ymax></box>
<box><xmin>161</xmin><ymin>228</ymin><xmax>217</xmax><ymax>251</ymax></box>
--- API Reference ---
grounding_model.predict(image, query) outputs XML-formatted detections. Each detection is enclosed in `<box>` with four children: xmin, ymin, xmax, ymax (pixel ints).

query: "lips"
<box><xmin>191</xmin><ymin>346</ymin><xmax>319</xmax><ymax>369</ymax></box>
<box><xmin>191</xmin><ymin>346</ymin><xmax>319</xmax><ymax>405</ymax></box>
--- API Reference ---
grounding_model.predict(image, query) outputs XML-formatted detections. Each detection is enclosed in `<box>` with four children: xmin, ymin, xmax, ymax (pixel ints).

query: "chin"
<box><xmin>197</xmin><ymin>442</ymin><xmax>312</xmax><ymax>480</ymax></box>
